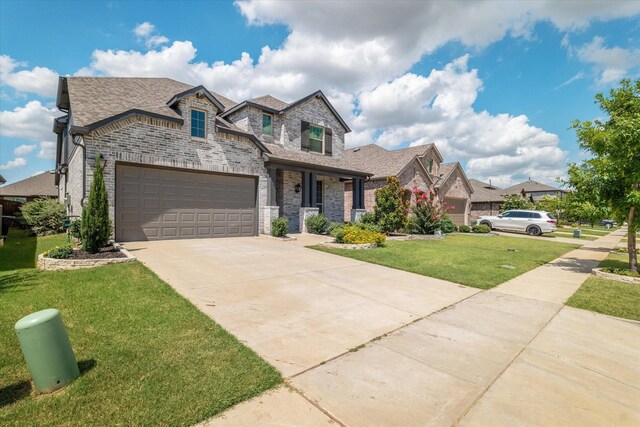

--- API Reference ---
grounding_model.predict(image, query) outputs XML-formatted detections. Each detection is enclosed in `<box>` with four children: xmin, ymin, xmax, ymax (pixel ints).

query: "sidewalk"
<box><xmin>201</xmin><ymin>228</ymin><xmax>639</xmax><ymax>426</ymax></box>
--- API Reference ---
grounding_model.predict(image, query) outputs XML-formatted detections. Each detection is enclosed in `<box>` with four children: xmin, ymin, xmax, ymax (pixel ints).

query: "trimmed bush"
<box><xmin>374</xmin><ymin>177</ymin><xmax>411</xmax><ymax>233</ymax></box>
<box><xmin>19</xmin><ymin>197</ymin><xmax>67</xmax><ymax>236</ymax></box>
<box><xmin>335</xmin><ymin>225</ymin><xmax>386</xmax><ymax>245</ymax></box>
<box><xmin>350</xmin><ymin>221</ymin><xmax>382</xmax><ymax>233</ymax></box>
<box><xmin>458</xmin><ymin>225</ymin><xmax>471</xmax><ymax>233</ymax></box>
<box><xmin>81</xmin><ymin>154</ymin><xmax>112</xmax><ymax>253</ymax></box>
<box><xmin>438</xmin><ymin>218</ymin><xmax>456</xmax><ymax>234</ymax></box>
<box><xmin>305</xmin><ymin>213</ymin><xmax>330</xmax><ymax>234</ymax></box>
<box><xmin>271</xmin><ymin>217</ymin><xmax>288</xmax><ymax>237</ymax></box>
<box><xmin>472</xmin><ymin>224</ymin><xmax>491</xmax><ymax>233</ymax></box>
<box><xmin>360</xmin><ymin>212</ymin><xmax>377</xmax><ymax>225</ymax></box>
<box><xmin>43</xmin><ymin>244</ymin><xmax>74</xmax><ymax>259</ymax></box>
<box><xmin>327</xmin><ymin>221</ymin><xmax>345</xmax><ymax>236</ymax></box>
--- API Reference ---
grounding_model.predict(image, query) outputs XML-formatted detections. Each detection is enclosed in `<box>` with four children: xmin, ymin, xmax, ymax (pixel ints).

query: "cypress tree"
<box><xmin>81</xmin><ymin>154</ymin><xmax>112</xmax><ymax>253</ymax></box>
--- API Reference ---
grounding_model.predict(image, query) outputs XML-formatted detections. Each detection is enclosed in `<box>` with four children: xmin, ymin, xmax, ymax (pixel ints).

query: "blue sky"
<box><xmin>1</xmin><ymin>0</ymin><xmax>639</xmax><ymax>187</ymax></box>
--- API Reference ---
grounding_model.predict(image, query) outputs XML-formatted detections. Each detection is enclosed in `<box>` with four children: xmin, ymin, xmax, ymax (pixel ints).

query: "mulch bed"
<box><xmin>68</xmin><ymin>247</ymin><xmax>127</xmax><ymax>259</ymax></box>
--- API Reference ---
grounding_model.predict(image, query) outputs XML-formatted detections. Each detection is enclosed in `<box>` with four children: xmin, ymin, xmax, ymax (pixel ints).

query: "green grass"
<box><xmin>312</xmin><ymin>234</ymin><xmax>579</xmax><ymax>289</ymax></box>
<box><xmin>567</xmin><ymin>252</ymin><xmax>640</xmax><ymax>321</ymax></box>
<box><xmin>546</xmin><ymin>232</ymin><xmax>598</xmax><ymax>240</ymax></box>
<box><xmin>0</xmin><ymin>229</ymin><xmax>281</xmax><ymax>426</ymax></box>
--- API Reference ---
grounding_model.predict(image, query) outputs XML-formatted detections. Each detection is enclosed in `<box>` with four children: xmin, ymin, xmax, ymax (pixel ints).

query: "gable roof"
<box><xmin>0</xmin><ymin>172</ymin><xmax>57</xmax><ymax>197</ymax></box>
<box><xmin>59</xmin><ymin>77</ymin><xmax>237</xmax><ymax>132</ymax></box>
<box><xmin>343</xmin><ymin>144</ymin><xmax>436</xmax><ymax>179</ymax></box>
<box><xmin>469</xmin><ymin>179</ymin><xmax>504</xmax><ymax>203</ymax></box>
<box><xmin>221</xmin><ymin>90</ymin><xmax>352</xmax><ymax>132</ymax></box>
<box><xmin>166</xmin><ymin>85</ymin><xmax>226</xmax><ymax>112</ymax></box>
<box><xmin>0</xmin><ymin>174</ymin><xmax>5</xmax><ymax>184</ymax></box>
<box><xmin>248</xmin><ymin>95</ymin><xmax>289</xmax><ymax>111</ymax></box>
<box><xmin>434</xmin><ymin>162</ymin><xmax>474</xmax><ymax>195</ymax></box>
<box><xmin>502</xmin><ymin>179</ymin><xmax>568</xmax><ymax>194</ymax></box>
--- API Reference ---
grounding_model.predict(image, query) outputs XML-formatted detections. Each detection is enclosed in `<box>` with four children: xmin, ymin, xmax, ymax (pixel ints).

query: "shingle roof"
<box><xmin>502</xmin><ymin>179</ymin><xmax>567</xmax><ymax>194</ymax></box>
<box><xmin>65</xmin><ymin>77</ymin><xmax>237</xmax><ymax>129</ymax></box>
<box><xmin>469</xmin><ymin>179</ymin><xmax>504</xmax><ymax>203</ymax></box>
<box><xmin>343</xmin><ymin>144</ymin><xmax>434</xmax><ymax>179</ymax></box>
<box><xmin>0</xmin><ymin>174</ymin><xmax>5</xmax><ymax>184</ymax></box>
<box><xmin>0</xmin><ymin>172</ymin><xmax>57</xmax><ymax>197</ymax></box>
<box><xmin>248</xmin><ymin>95</ymin><xmax>289</xmax><ymax>111</ymax></box>
<box><xmin>434</xmin><ymin>162</ymin><xmax>456</xmax><ymax>188</ymax></box>
<box><xmin>265</xmin><ymin>143</ymin><xmax>370</xmax><ymax>177</ymax></box>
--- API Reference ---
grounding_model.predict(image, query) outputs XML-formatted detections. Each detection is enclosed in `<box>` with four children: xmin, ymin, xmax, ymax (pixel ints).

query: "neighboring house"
<box><xmin>0</xmin><ymin>172</ymin><xmax>58</xmax><ymax>216</ymax></box>
<box><xmin>0</xmin><ymin>174</ymin><xmax>6</xmax><ymax>185</ymax></box>
<box><xmin>53</xmin><ymin>77</ymin><xmax>370</xmax><ymax>241</ymax></box>
<box><xmin>342</xmin><ymin>144</ymin><xmax>473</xmax><ymax>225</ymax></box>
<box><xmin>502</xmin><ymin>178</ymin><xmax>569</xmax><ymax>202</ymax></box>
<box><xmin>469</xmin><ymin>179</ymin><xmax>504</xmax><ymax>221</ymax></box>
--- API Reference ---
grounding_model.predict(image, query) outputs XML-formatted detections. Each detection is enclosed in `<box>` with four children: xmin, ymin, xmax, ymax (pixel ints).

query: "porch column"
<box><xmin>309</xmin><ymin>172</ymin><xmax>317</xmax><ymax>208</ymax></box>
<box><xmin>299</xmin><ymin>171</ymin><xmax>319</xmax><ymax>233</ymax></box>
<box><xmin>267</xmin><ymin>167</ymin><xmax>277</xmax><ymax>206</ymax></box>
<box><xmin>261</xmin><ymin>167</ymin><xmax>279</xmax><ymax>235</ymax></box>
<box><xmin>301</xmin><ymin>171</ymin><xmax>310</xmax><ymax>207</ymax></box>
<box><xmin>351</xmin><ymin>177</ymin><xmax>367</xmax><ymax>222</ymax></box>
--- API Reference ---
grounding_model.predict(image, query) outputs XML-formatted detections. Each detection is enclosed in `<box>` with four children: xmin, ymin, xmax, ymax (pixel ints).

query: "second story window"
<box><xmin>429</xmin><ymin>159</ymin><xmax>434</xmax><ymax>173</ymax></box>
<box><xmin>262</xmin><ymin>114</ymin><xmax>273</xmax><ymax>136</ymax></box>
<box><xmin>191</xmin><ymin>109</ymin><xmax>205</xmax><ymax>139</ymax></box>
<box><xmin>309</xmin><ymin>125</ymin><xmax>324</xmax><ymax>153</ymax></box>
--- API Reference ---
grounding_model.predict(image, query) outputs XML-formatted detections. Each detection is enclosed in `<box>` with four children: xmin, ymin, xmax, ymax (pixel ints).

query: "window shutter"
<box><xmin>324</xmin><ymin>128</ymin><xmax>333</xmax><ymax>156</ymax></box>
<box><xmin>301</xmin><ymin>121</ymin><xmax>310</xmax><ymax>151</ymax></box>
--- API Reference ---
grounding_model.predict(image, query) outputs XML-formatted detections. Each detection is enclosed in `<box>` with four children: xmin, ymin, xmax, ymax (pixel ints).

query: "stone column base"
<box><xmin>299</xmin><ymin>207</ymin><xmax>320</xmax><ymax>233</ymax></box>
<box><xmin>351</xmin><ymin>209</ymin><xmax>368</xmax><ymax>223</ymax></box>
<box><xmin>261</xmin><ymin>206</ymin><xmax>280</xmax><ymax>235</ymax></box>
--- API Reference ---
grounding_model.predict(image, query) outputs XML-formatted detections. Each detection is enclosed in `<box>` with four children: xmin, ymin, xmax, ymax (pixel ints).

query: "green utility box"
<box><xmin>573</xmin><ymin>229</ymin><xmax>582</xmax><ymax>238</ymax></box>
<box><xmin>15</xmin><ymin>308</ymin><xmax>80</xmax><ymax>393</ymax></box>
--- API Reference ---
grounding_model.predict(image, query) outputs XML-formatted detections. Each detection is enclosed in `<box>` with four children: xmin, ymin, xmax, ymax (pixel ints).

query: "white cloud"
<box><xmin>0</xmin><ymin>55</ymin><xmax>59</xmax><ymax>98</ymax></box>
<box><xmin>0</xmin><ymin>100</ymin><xmax>60</xmax><ymax>141</ymax></box>
<box><xmin>133</xmin><ymin>22</ymin><xmax>170</xmax><ymax>49</ymax></box>
<box><xmin>38</xmin><ymin>141</ymin><xmax>56</xmax><ymax>160</ymax></box>
<box><xmin>13</xmin><ymin>144</ymin><xmax>36</xmax><ymax>156</ymax></box>
<box><xmin>555</xmin><ymin>71</ymin><xmax>584</xmax><ymax>89</ymax></box>
<box><xmin>0</xmin><ymin>157</ymin><xmax>27</xmax><ymax>170</ymax></box>
<box><xmin>31</xmin><ymin>170</ymin><xmax>46</xmax><ymax>177</ymax></box>
<box><xmin>575</xmin><ymin>36</ymin><xmax>640</xmax><ymax>85</ymax></box>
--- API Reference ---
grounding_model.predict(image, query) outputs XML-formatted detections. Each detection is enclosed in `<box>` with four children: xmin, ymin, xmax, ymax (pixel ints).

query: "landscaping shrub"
<box><xmin>69</xmin><ymin>219</ymin><xmax>82</xmax><ymax>239</ymax></box>
<box><xmin>602</xmin><ymin>268</ymin><xmax>640</xmax><ymax>277</ymax></box>
<box><xmin>305</xmin><ymin>213</ymin><xmax>330</xmax><ymax>234</ymax></box>
<box><xmin>43</xmin><ymin>244</ymin><xmax>74</xmax><ymax>259</ymax></box>
<box><xmin>438</xmin><ymin>218</ymin><xmax>456</xmax><ymax>234</ymax></box>
<box><xmin>271</xmin><ymin>217</ymin><xmax>288</xmax><ymax>237</ymax></box>
<box><xmin>19</xmin><ymin>197</ymin><xmax>67</xmax><ymax>236</ymax></box>
<box><xmin>374</xmin><ymin>177</ymin><xmax>411</xmax><ymax>233</ymax></box>
<box><xmin>360</xmin><ymin>212</ymin><xmax>377</xmax><ymax>225</ymax></box>
<box><xmin>459</xmin><ymin>225</ymin><xmax>471</xmax><ymax>233</ymax></box>
<box><xmin>327</xmin><ymin>221</ymin><xmax>345</xmax><ymax>236</ymax></box>
<box><xmin>335</xmin><ymin>225</ymin><xmax>386</xmax><ymax>245</ymax></box>
<box><xmin>81</xmin><ymin>154</ymin><xmax>112</xmax><ymax>253</ymax></box>
<box><xmin>406</xmin><ymin>187</ymin><xmax>452</xmax><ymax>234</ymax></box>
<box><xmin>351</xmin><ymin>221</ymin><xmax>382</xmax><ymax>233</ymax></box>
<box><xmin>472</xmin><ymin>224</ymin><xmax>491</xmax><ymax>233</ymax></box>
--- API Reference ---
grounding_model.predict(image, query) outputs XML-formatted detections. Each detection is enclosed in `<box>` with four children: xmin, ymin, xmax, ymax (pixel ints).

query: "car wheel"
<box><xmin>527</xmin><ymin>225</ymin><xmax>542</xmax><ymax>236</ymax></box>
<box><xmin>480</xmin><ymin>220</ymin><xmax>493</xmax><ymax>229</ymax></box>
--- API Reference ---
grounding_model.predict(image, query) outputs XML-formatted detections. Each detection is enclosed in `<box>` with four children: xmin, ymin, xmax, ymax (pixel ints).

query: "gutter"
<box><xmin>71</xmin><ymin>134</ymin><xmax>87</xmax><ymax>206</ymax></box>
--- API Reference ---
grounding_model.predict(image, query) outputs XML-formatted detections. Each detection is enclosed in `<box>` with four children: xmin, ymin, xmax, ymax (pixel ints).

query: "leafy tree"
<box><xmin>373</xmin><ymin>177</ymin><xmax>411</xmax><ymax>233</ymax></box>
<box><xmin>535</xmin><ymin>195</ymin><xmax>565</xmax><ymax>219</ymax></box>
<box><xmin>500</xmin><ymin>194</ymin><xmax>534</xmax><ymax>211</ymax></box>
<box><xmin>81</xmin><ymin>154</ymin><xmax>112</xmax><ymax>253</ymax></box>
<box><xmin>406</xmin><ymin>187</ymin><xmax>451</xmax><ymax>234</ymax></box>
<box><xmin>570</xmin><ymin>200</ymin><xmax>608</xmax><ymax>227</ymax></box>
<box><xmin>568</xmin><ymin>78</ymin><xmax>639</xmax><ymax>272</ymax></box>
<box><xmin>19</xmin><ymin>197</ymin><xmax>66</xmax><ymax>236</ymax></box>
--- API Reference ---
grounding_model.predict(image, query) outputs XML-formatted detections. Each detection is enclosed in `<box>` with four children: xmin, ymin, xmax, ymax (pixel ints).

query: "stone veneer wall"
<box><xmin>77</xmin><ymin>95</ymin><xmax>269</xmax><ymax>235</ymax></box>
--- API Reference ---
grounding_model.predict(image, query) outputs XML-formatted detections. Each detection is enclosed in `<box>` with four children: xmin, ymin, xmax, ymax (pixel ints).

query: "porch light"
<box><xmin>90</xmin><ymin>154</ymin><xmax>107</xmax><ymax>169</ymax></box>
<box><xmin>295</xmin><ymin>183</ymin><xmax>301</xmax><ymax>193</ymax></box>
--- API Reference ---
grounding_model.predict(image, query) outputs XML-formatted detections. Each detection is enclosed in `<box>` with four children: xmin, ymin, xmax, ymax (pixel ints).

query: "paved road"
<box><xmin>126</xmin><ymin>230</ymin><xmax>639</xmax><ymax>426</ymax></box>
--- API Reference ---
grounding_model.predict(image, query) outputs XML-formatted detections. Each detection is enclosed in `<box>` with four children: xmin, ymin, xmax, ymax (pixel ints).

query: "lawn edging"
<box><xmin>37</xmin><ymin>243</ymin><xmax>136</xmax><ymax>271</ymax></box>
<box><xmin>592</xmin><ymin>268</ymin><xmax>640</xmax><ymax>285</ymax></box>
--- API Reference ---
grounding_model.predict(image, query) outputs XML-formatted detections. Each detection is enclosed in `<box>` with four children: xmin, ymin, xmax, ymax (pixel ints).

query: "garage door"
<box><xmin>444</xmin><ymin>197</ymin><xmax>467</xmax><ymax>226</ymax></box>
<box><xmin>116</xmin><ymin>164</ymin><xmax>257</xmax><ymax>241</ymax></box>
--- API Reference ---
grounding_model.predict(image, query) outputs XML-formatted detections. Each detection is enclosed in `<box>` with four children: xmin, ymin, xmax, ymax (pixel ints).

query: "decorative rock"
<box><xmin>591</xmin><ymin>268</ymin><xmax>640</xmax><ymax>285</ymax></box>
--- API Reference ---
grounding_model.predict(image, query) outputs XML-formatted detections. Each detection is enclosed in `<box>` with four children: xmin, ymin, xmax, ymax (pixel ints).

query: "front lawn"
<box><xmin>0</xmin><ymin>229</ymin><xmax>281</xmax><ymax>426</ymax></box>
<box><xmin>312</xmin><ymin>234</ymin><xmax>579</xmax><ymax>289</ymax></box>
<box><xmin>566</xmin><ymin>251</ymin><xmax>640</xmax><ymax>321</ymax></box>
<box><xmin>546</xmin><ymin>231</ymin><xmax>598</xmax><ymax>240</ymax></box>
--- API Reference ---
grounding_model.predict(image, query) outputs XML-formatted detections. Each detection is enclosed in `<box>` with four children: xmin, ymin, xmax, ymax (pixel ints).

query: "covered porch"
<box><xmin>263</xmin><ymin>160</ymin><xmax>369</xmax><ymax>233</ymax></box>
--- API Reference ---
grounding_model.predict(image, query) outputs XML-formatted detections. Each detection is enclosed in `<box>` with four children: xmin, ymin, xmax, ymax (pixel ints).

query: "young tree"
<box><xmin>373</xmin><ymin>176</ymin><xmax>411</xmax><ymax>233</ymax></box>
<box><xmin>500</xmin><ymin>194</ymin><xmax>534</xmax><ymax>211</ymax></box>
<box><xmin>568</xmin><ymin>78</ymin><xmax>639</xmax><ymax>272</ymax></box>
<box><xmin>81</xmin><ymin>154</ymin><xmax>112</xmax><ymax>253</ymax></box>
<box><xmin>535</xmin><ymin>195</ymin><xmax>565</xmax><ymax>219</ymax></box>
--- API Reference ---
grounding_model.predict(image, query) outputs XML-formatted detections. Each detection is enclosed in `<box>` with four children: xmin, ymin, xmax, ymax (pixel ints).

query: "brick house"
<box><xmin>0</xmin><ymin>172</ymin><xmax>58</xmax><ymax>216</ymax></box>
<box><xmin>53</xmin><ymin>77</ymin><xmax>370</xmax><ymax>241</ymax></box>
<box><xmin>342</xmin><ymin>144</ymin><xmax>473</xmax><ymax>225</ymax></box>
<box><xmin>502</xmin><ymin>178</ymin><xmax>569</xmax><ymax>202</ymax></box>
<box><xmin>469</xmin><ymin>179</ymin><xmax>504</xmax><ymax>222</ymax></box>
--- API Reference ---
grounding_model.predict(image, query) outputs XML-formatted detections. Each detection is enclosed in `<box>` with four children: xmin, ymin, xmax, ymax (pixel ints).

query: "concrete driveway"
<box><xmin>124</xmin><ymin>235</ymin><xmax>477</xmax><ymax>376</ymax></box>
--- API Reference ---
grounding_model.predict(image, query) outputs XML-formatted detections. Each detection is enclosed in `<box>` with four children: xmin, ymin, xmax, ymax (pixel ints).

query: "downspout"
<box><xmin>71</xmin><ymin>134</ymin><xmax>86</xmax><ymax>206</ymax></box>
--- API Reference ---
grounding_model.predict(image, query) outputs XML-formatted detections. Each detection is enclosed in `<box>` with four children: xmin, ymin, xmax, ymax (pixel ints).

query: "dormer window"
<box><xmin>429</xmin><ymin>159</ymin><xmax>434</xmax><ymax>173</ymax></box>
<box><xmin>262</xmin><ymin>114</ymin><xmax>272</xmax><ymax>136</ymax></box>
<box><xmin>191</xmin><ymin>109</ymin><xmax>206</xmax><ymax>139</ymax></box>
<box><xmin>301</xmin><ymin>121</ymin><xmax>333</xmax><ymax>156</ymax></box>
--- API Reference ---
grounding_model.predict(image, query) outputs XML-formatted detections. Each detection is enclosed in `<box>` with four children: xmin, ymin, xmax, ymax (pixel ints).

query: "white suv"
<box><xmin>476</xmin><ymin>210</ymin><xmax>557</xmax><ymax>236</ymax></box>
